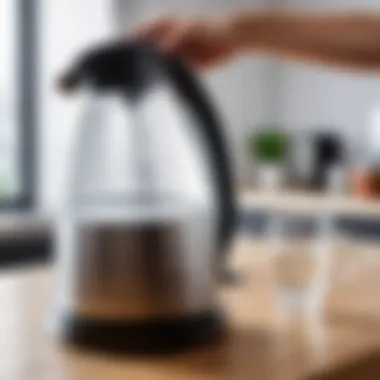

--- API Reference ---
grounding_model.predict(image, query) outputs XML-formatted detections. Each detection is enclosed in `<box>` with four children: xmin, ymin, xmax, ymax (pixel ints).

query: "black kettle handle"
<box><xmin>163</xmin><ymin>56</ymin><xmax>237</xmax><ymax>254</ymax></box>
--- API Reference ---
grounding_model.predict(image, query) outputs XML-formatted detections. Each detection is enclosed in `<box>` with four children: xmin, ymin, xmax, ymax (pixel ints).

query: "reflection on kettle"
<box><xmin>54</xmin><ymin>41</ymin><xmax>236</xmax><ymax>353</ymax></box>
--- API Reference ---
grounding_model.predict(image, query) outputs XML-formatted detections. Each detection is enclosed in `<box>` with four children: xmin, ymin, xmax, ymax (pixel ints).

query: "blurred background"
<box><xmin>4</xmin><ymin>2</ymin><xmax>380</xmax><ymax>378</ymax></box>
<box><xmin>3</xmin><ymin>0</ymin><xmax>380</xmax><ymax>265</ymax></box>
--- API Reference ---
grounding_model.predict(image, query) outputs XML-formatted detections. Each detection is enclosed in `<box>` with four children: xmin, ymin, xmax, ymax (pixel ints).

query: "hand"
<box><xmin>131</xmin><ymin>15</ymin><xmax>239</xmax><ymax>69</ymax></box>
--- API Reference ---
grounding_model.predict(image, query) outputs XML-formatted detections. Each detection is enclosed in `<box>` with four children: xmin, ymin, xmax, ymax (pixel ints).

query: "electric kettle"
<box><xmin>54</xmin><ymin>41</ymin><xmax>236</xmax><ymax>353</ymax></box>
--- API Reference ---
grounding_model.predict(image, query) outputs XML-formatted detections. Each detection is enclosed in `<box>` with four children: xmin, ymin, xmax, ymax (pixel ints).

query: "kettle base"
<box><xmin>60</xmin><ymin>310</ymin><xmax>225</xmax><ymax>355</ymax></box>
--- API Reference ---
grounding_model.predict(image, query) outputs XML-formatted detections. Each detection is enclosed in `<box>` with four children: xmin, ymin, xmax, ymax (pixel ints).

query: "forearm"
<box><xmin>229</xmin><ymin>9</ymin><xmax>380</xmax><ymax>70</ymax></box>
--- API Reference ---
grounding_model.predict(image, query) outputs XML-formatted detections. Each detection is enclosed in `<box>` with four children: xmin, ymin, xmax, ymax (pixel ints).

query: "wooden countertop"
<box><xmin>2</xmin><ymin>237</ymin><xmax>380</xmax><ymax>380</ymax></box>
<box><xmin>240</xmin><ymin>190</ymin><xmax>380</xmax><ymax>217</ymax></box>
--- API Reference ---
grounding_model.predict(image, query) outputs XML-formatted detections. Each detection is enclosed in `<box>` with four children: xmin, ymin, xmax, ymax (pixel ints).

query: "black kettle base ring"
<box><xmin>60</xmin><ymin>310</ymin><xmax>226</xmax><ymax>355</ymax></box>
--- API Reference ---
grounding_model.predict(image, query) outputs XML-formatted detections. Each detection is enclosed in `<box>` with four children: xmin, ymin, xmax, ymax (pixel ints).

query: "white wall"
<box><xmin>275</xmin><ymin>0</ymin><xmax>380</xmax><ymax>160</ymax></box>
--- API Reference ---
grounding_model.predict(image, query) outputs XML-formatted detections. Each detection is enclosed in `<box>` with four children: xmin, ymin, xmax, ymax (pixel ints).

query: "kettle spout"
<box><xmin>56</xmin><ymin>68</ymin><xmax>82</xmax><ymax>95</ymax></box>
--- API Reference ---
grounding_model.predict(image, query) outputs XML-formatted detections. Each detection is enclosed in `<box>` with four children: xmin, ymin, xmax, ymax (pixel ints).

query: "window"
<box><xmin>0</xmin><ymin>0</ymin><xmax>36</xmax><ymax>209</ymax></box>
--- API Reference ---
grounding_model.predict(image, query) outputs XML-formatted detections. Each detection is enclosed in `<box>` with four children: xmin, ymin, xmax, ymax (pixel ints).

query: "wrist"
<box><xmin>227</xmin><ymin>10</ymin><xmax>275</xmax><ymax>52</ymax></box>
<box><xmin>213</xmin><ymin>14</ymin><xmax>249</xmax><ymax>56</ymax></box>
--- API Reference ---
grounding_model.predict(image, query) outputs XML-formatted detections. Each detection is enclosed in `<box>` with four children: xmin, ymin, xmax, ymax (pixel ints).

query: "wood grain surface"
<box><xmin>1</xmin><ymin>237</ymin><xmax>380</xmax><ymax>380</ymax></box>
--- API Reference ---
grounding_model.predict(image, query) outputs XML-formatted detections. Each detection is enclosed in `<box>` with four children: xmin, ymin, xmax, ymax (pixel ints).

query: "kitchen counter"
<box><xmin>2</xmin><ymin>237</ymin><xmax>380</xmax><ymax>380</ymax></box>
<box><xmin>240</xmin><ymin>190</ymin><xmax>380</xmax><ymax>217</ymax></box>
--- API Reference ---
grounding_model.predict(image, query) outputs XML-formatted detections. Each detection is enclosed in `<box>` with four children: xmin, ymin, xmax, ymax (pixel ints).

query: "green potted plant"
<box><xmin>248</xmin><ymin>127</ymin><xmax>288</xmax><ymax>190</ymax></box>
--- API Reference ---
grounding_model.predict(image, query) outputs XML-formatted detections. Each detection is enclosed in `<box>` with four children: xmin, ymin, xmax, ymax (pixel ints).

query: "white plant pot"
<box><xmin>326</xmin><ymin>164</ymin><xmax>347</xmax><ymax>194</ymax></box>
<box><xmin>257</xmin><ymin>164</ymin><xmax>283</xmax><ymax>192</ymax></box>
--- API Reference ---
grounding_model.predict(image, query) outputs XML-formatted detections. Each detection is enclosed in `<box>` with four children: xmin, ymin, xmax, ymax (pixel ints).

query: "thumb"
<box><xmin>128</xmin><ymin>16</ymin><xmax>176</xmax><ymax>41</ymax></box>
<box><xmin>159</xmin><ymin>24</ymin><xmax>188</xmax><ymax>53</ymax></box>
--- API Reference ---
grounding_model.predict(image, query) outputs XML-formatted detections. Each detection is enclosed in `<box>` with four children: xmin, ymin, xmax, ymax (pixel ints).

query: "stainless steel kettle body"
<box><xmin>54</xmin><ymin>42</ymin><xmax>235</xmax><ymax>352</ymax></box>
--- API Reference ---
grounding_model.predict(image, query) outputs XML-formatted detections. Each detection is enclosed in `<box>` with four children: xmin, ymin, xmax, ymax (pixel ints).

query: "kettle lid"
<box><xmin>58</xmin><ymin>41</ymin><xmax>160</xmax><ymax>97</ymax></box>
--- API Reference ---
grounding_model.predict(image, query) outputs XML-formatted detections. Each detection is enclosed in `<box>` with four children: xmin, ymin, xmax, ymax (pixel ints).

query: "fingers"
<box><xmin>127</xmin><ymin>15</ymin><xmax>216</xmax><ymax>71</ymax></box>
<box><xmin>159</xmin><ymin>23</ymin><xmax>188</xmax><ymax>53</ymax></box>
<box><xmin>131</xmin><ymin>16</ymin><xmax>176</xmax><ymax>42</ymax></box>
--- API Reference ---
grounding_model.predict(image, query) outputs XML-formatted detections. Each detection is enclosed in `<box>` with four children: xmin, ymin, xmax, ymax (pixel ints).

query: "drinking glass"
<box><xmin>271</xmin><ymin>213</ymin><xmax>331</xmax><ymax>320</ymax></box>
